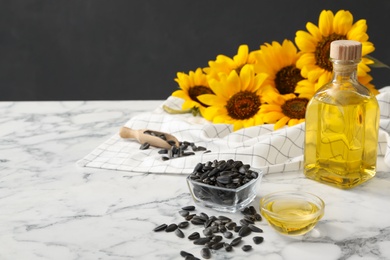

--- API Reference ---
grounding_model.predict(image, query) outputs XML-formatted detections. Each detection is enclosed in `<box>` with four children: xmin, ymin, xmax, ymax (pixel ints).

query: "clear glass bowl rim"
<box><xmin>260</xmin><ymin>190</ymin><xmax>325</xmax><ymax>220</ymax></box>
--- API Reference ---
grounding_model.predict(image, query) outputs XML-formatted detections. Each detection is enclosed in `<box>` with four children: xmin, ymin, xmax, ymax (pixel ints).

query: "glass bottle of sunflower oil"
<box><xmin>304</xmin><ymin>40</ymin><xmax>379</xmax><ymax>189</ymax></box>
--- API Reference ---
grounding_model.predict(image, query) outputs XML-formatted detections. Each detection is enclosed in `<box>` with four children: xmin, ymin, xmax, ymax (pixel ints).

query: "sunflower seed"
<box><xmin>202</xmin><ymin>227</ymin><xmax>213</xmax><ymax>237</ymax></box>
<box><xmin>216</xmin><ymin>175</ymin><xmax>232</xmax><ymax>185</ymax></box>
<box><xmin>180</xmin><ymin>250</ymin><xmax>193</xmax><ymax>257</ymax></box>
<box><xmin>211</xmin><ymin>242</ymin><xmax>224</xmax><ymax>250</ymax></box>
<box><xmin>199</xmin><ymin>212</ymin><xmax>209</xmax><ymax>221</ymax></box>
<box><xmin>226</xmin><ymin>222</ymin><xmax>236</xmax><ymax>230</ymax></box>
<box><xmin>254</xmin><ymin>213</ymin><xmax>262</xmax><ymax>221</ymax></box>
<box><xmin>249</xmin><ymin>206</ymin><xmax>257</xmax><ymax>215</ymax></box>
<box><xmin>211</xmin><ymin>235</ymin><xmax>223</xmax><ymax>243</ymax></box>
<box><xmin>240</xmin><ymin>219</ymin><xmax>251</xmax><ymax>226</ymax></box>
<box><xmin>240</xmin><ymin>207</ymin><xmax>252</xmax><ymax>215</ymax></box>
<box><xmin>153</xmin><ymin>224</ymin><xmax>167</xmax><ymax>232</ymax></box>
<box><xmin>230</xmin><ymin>237</ymin><xmax>242</xmax><ymax>247</ymax></box>
<box><xmin>175</xmin><ymin>228</ymin><xmax>185</xmax><ymax>238</ymax></box>
<box><xmin>234</xmin><ymin>225</ymin><xmax>242</xmax><ymax>232</ymax></box>
<box><xmin>165</xmin><ymin>223</ymin><xmax>178</xmax><ymax>232</ymax></box>
<box><xmin>178</xmin><ymin>221</ymin><xmax>189</xmax><ymax>229</ymax></box>
<box><xmin>244</xmin><ymin>215</ymin><xmax>256</xmax><ymax>223</ymax></box>
<box><xmin>238</xmin><ymin>225</ymin><xmax>252</xmax><ymax>237</ymax></box>
<box><xmin>203</xmin><ymin>219</ymin><xmax>213</xmax><ymax>229</ymax></box>
<box><xmin>188</xmin><ymin>232</ymin><xmax>200</xmax><ymax>240</ymax></box>
<box><xmin>248</xmin><ymin>224</ymin><xmax>263</xmax><ymax>233</ymax></box>
<box><xmin>253</xmin><ymin>236</ymin><xmax>264</xmax><ymax>244</ymax></box>
<box><xmin>223</xmin><ymin>231</ymin><xmax>233</xmax><ymax>239</ymax></box>
<box><xmin>158</xmin><ymin>149</ymin><xmax>168</xmax><ymax>154</ymax></box>
<box><xmin>182</xmin><ymin>206</ymin><xmax>196</xmax><ymax>211</ymax></box>
<box><xmin>191</xmin><ymin>216</ymin><xmax>206</xmax><ymax>225</ymax></box>
<box><xmin>185</xmin><ymin>214</ymin><xmax>196</xmax><ymax>221</ymax></box>
<box><xmin>242</xmin><ymin>245</ymin><xmax>252</xmax><ymax>251</ymax></box>
<box><xmin>218</xmin><ymin>225</ymin><xmax>227</xmax><ymax>233</ymax></box>
<box><xmin>193</xmin><ymin>237</ymin><xmax>211</xmax><ymax>245</ymax></box>
<box><xmin>139</xmin><ymin>142</ymin><xmax>150</xmax><ymax>150</ymax></box>
<box><xmin>179</xmin><ymin>210</ymin><xmax>189</xmax><ymax>217</ymax></box>
<box><xmin>218</xmin><ymin>216</ymin><xmax>232</xmax><ymax>222</ymax></box>
<box><xmin>224</xmin><ymin>243</ymin><xmax>233</xmax><ymax>252</ymax></box>
<box><xmin>200</xmin><ymin>247</ymin><xmax>211</xmax><ymax>259</ymax></box>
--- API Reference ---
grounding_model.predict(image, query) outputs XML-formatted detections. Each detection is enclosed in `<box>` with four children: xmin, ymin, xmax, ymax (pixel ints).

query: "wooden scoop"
<box><xmin>119</xmin><ymin>126</ymin><xmax>180</xmax><ymax>149</ymax></box>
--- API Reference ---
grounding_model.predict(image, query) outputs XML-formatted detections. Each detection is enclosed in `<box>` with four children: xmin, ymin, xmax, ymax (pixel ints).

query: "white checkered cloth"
<box><xmin>77</xmin><ymin>87</ymin><xmax>390</xmax><ymax>174</ymax></box>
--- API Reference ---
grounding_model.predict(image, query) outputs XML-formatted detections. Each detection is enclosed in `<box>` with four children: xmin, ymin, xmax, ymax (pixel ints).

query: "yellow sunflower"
<box><xmin>260</xmin><ymin>92</ymin><xmax>310</xmax><ymax>130</ymax></box>
<box><xmin>204</xmin><ymin>44</ymin><xmax>260</xmax><ymax>81</ymax></box>
<box><xmin>295</xmin><ymin>10</ymin><xmax>377</xmax><ymax>94</ymax></box>
<box><xmin>254</xmin><ymin>39</ymin><xmax>309</xmax><ymax>96</ymax></box>
<box><xmin>172</xmin><ymin>68</ymin><xmax>214</xmax><ymax>115</ymax></box>
<box><xmin>198</xmin><ymin>65</ymin><xmax>269</xmax><ymax>131</ymax></box>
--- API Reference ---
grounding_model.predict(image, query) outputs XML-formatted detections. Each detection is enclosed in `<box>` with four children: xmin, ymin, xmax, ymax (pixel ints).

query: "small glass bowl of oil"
<box><xmin>260</xmin><ymin>191</ymin><xmax>325</xmax><ymax>236</ymax></box>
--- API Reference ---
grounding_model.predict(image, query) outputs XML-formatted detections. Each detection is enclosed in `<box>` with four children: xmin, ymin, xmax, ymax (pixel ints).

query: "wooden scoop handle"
<box><xmin>119</xmin><ymin>126</ymin><xmax>176</xmax><ymax>149</ymax></box>
<box><xmin>119</xmin><ymin>127</ymin><xmax>138</xmax><ymax>139</ymax></box>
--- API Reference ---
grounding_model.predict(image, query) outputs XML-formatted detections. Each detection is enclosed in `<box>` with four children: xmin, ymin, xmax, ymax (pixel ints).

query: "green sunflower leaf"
<box><xmin>366</xmin><ymin>55</ymin><xmax>390</xmax><ymax>69</ymax></box>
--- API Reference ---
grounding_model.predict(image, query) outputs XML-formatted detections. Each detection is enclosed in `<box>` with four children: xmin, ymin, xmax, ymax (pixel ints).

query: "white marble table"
<box><xmin>1</xmin><ymin>101</ymin><xmax>390</xmax><ymax>260</ymax></box>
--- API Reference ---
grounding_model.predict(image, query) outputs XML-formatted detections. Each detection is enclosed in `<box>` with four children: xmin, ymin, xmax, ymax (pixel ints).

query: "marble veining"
<box><xmin>1</xmin><ymin>101</ymin><xmax>390</xmax><ymax>260</ymax></box>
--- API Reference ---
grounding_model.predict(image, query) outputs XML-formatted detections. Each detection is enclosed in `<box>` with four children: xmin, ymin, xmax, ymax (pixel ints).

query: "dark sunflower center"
<box><xmin>315</xmin><ymin>33</ymin><xmax>346</xmax><ymax>71</ymax></box>
<box><xmin>188</xmin><ymin>86</ymin><xmax>214</xmax><ymax>107</ymax></box>
<box><xmin>281</xmin><ymin>97</ymin><xmax>309</xmax><ymax>119</ymax></box>
<box><xmin>275</xmin><ymin>65</ymin><xmax>304</xmax><ymax>94</ymax></box>
<box><xmin>226</xmin><ymin>91</ymin><xmax>261</xmax><ymax>120</ymax></box>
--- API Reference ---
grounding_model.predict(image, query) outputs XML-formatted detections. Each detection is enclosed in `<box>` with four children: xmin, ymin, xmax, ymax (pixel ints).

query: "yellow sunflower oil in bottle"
<box><xmin>304</xmin><ymin>40</ymin><xmax>380</xmax><ymax>189</ymax></box>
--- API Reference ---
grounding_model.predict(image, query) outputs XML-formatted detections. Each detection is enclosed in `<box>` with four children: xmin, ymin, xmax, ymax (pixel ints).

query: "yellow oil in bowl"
<box><xmin>260</xmin><ymin>191</ymin><xmax>325</xmax><ymax>236</ymax></box>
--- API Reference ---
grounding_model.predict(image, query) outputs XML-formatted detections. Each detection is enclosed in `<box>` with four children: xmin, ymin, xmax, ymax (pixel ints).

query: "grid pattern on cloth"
<box><xmin>77</xmin><ymin>88</ymin><xmax>390</xmax><ymax>175</ymax></box>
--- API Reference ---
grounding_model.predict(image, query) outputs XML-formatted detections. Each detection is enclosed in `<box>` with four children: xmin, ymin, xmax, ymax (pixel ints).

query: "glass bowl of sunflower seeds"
<box><xmin>186</xmin><ymin>159</ymin><xmax>263</xmax><ymax>213</ymax></box>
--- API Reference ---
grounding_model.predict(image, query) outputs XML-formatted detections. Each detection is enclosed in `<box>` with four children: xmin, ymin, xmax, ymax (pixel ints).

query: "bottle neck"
<box><xmin>331</xmin><ymin>59</ymin><xmax>360</xmax><ymax>82</ymax></box>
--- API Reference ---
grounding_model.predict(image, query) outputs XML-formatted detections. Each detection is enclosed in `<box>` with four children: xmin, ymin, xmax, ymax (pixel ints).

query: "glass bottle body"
<box><xmin>304</xmin><ymin>61</ymin><xmax>380</xmax><ymax>189</ymax></box>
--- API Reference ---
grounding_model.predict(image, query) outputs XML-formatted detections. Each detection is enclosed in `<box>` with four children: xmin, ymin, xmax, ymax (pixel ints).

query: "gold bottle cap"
<box><xmin>330</xmin><ymin>40</ymin><xmax>362</xmax><ymax>60</ymax></box>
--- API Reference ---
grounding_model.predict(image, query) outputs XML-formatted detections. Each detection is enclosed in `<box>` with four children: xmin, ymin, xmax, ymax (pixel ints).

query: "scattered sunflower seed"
<box><xmin>193</xmin><ymin>237</ymin><xmax>211</xmax><ymax>245</ymax></box>
<box><xmin>253</xmin><ymin>236</ymin><xmax>264</xmax><ymax>244</ymax></box>
<box><xmin>200</xmin><ymin>247</ymin><xmax>211</xmax><ymax>259</ymax></box>
<box><xmin>178</xmin><ymin>221</ymin><xmax>189</xmax><ymax>229</ymax></box>
<box><xmin>179</xmin><ymin>210</ymin><xmax>189</xmax><ymax>217</ymax></box>
<box><xmin>180</xmin><ymin>251</ymin><xmax>193</xmax><ymax>257</ymax></box>
<box><xmin>242</xmin><ymin>245</ymin><xmax>252</xmax><ymax>252</ymax></box>
<box><xmin>175</xmin><ymin>228</ymin><xmax>185</xmax><ymax>238</ymax></box>
<box><xmin>224</xmin><ymin>243</ymin><xmax>233</xmax><ymax>252</ymax></box>
<box><xmin>165</xmin><ymin>223</ymin><xmax>178</xmax><ymax>232</ymax></box>
<box><xmin>153</xmin><ymin>224</ymin><xmax>167</xmax><ymax>232</ymax></box>
<box><xmin>224</xmin><ymin>231</ymin><xmax>233</xmax><ymax>239</ymax></box>
<box><xmin>211</xmin><ymin>242</ymin><xmax>224</xmax><ymax>250</ymax></box>
<box><xmin>182</xmin><ymin>206</ymin><xmax>196</xmax><ymax>211</ymax></box>
<box><xmin>140</xmin><ymin>142</ymin><xmax>150</xmax><ymax>150</ymax></box>
<box><xmin>188</xmin><ymin>232</ymin><xmax>200</xmax><ymax>240</ymax></box>
<box><xmin>238</xmin><ymin>225</ymin><xmax>252</xmax><ymax>237</ymax></box>
<box><xmin>230</xmin><ymin>237</ymin><xmax>242</xmax><ymax>247</ymax></box>
<box><xmin>248</xmin><ymin>224</ymin><xmax>263</xmax><ymax>233</ymax></box>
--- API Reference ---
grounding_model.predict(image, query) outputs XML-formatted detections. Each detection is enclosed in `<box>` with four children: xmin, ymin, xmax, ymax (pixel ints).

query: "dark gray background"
<box><xmin>1</xmin><ymin>0</ymin><xmax>390</xmax><ymax>101</ymax></box>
